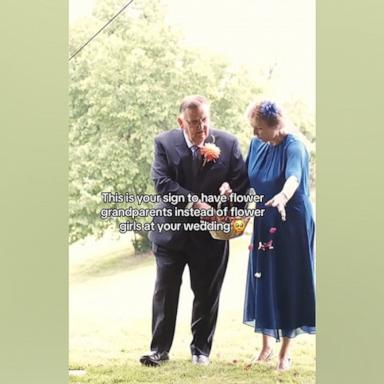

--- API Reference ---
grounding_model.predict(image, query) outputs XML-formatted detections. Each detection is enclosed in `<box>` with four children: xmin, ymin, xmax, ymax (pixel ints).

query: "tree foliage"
<box><xmin>69</xmin><ymin>0</ymin><xmax>261</xmax><ymax>246</ymax></box>
<box><xmin>69</xmin><ymin>0</ymin><xmax>315</xmax><ymax>248</ymax></box>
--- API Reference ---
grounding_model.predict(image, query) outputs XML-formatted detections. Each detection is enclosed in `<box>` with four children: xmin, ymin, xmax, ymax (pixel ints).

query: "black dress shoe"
<box><xmin>139</xmin><ymin>351</ymin><xmax>169</xmax><ymax>367</ymax></box>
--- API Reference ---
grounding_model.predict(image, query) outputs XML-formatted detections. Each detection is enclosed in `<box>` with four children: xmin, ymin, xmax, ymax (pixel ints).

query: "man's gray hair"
<box><xmin>179</xmin><ymin>95</ymin><xmax>210</xmax><ymax>114</ymax></box>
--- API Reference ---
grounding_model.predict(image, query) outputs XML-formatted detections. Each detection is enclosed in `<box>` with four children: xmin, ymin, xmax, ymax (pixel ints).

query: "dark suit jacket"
<box><xmin>149</xmin><ymin>128</ymin><xmax>249</xmax><ymax>250</ymax></box>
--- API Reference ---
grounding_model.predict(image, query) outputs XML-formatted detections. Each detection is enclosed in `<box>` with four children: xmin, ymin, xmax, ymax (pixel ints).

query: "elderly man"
<box><xmin>140</xmin><ymin>95</ymin><xmax>248</xmax><ymax>366</ymax></box>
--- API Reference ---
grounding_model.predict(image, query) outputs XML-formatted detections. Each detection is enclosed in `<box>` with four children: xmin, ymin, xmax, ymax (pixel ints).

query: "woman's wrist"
<box><xmin>280</xmin><ymin>191</ymin><xmax>289</xmax><ymax>202</ymax></box>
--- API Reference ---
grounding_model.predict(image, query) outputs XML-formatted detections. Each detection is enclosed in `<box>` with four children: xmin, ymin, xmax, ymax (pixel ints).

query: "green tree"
<box><xmin>69</xmin><ymin>0</ymin><xmax>262</xmax><ymax>249</ymax></box>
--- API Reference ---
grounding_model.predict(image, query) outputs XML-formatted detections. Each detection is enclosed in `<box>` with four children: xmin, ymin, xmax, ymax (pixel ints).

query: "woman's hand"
<box><xmin>265</xmin><ymin>192</ymin><xmax>288</xmax><ymax>221</ymax></box>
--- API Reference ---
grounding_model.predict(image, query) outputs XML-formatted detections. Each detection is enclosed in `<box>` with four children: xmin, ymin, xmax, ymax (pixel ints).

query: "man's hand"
<box><xmin>219</xmin><ymin>182</ymin><xmax>233</xmax><ymax>196</ymax></box>
<box><xmin>193</xmin><ymin>201</ymin><xmax>212</xmax><ymax>211</ymax></box>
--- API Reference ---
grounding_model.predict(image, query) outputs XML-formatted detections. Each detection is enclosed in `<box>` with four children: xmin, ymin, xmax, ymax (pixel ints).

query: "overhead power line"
<box><xmin>69</xmin><ymin>0</ymin><xmax>135</xmax><ymax>61</ymax></box>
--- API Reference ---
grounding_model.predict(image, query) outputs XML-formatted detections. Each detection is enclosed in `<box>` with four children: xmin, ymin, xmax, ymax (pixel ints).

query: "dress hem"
<box><xmin>243</xmin><ymin>320</ymin><xmax>316</xmax><ymax>342</ymax></box>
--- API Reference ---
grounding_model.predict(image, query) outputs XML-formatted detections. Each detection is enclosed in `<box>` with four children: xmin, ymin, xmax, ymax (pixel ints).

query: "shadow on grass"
<box><xmin>70</xmin><ymin>248</ymin><xmax>153</xmax><ymax>283</ymax></box>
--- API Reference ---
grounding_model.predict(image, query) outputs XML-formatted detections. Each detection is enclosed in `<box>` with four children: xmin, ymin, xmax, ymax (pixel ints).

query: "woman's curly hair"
<box><xmin>246</xmin><ymin>100</ymin><xmax>282</xmax><ymax>127</ymax></box>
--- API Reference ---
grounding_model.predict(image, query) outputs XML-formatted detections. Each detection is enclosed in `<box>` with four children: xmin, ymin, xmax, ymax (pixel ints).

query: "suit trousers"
<box><xmin>150</xmin><ymin>234</ymin><xmax>229</xmax><ymax>356</ymax></box>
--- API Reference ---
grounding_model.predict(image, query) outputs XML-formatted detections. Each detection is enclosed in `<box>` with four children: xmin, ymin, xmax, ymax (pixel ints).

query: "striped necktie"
<box><xmin>191</xmin><ymin>145</ymin><xmax>202</xmax><ymax>177</ymax></box>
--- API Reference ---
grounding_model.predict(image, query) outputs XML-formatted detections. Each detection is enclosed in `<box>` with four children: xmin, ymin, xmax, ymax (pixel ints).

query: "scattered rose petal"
<box><xmin>269</xmin><ymin>227</ymin><xmax>277</xmax><ymax>234</ymax></box>
<box><xmin>258</xmin><ymin>240</ymin><xmax>274</xmax><ymax>251</ymax></box>
<box><xmin>255</xmin><ymin>272</ymin><xmax>261</xmax><ymax>278</ymax></box>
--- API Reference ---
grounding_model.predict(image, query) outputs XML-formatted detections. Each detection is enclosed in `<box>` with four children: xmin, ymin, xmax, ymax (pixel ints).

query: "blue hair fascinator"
<box><xmin>259</xmin><ymin>101</ymin><xmax>279</xmax><ymax>120</ymax></box>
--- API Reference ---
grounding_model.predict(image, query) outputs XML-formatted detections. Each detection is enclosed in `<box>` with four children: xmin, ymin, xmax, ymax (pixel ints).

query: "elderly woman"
<box><xmin>243</xmin><ymin>100</ymin><xmax>315</xmax><ymax>371</ymax></box>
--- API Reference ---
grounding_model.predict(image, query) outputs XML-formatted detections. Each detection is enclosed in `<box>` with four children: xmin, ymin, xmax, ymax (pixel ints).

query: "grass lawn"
<box><xmin>69</xmin><ymin>234</ymin><xmax>315</xmax><ymax>384</ymax></box>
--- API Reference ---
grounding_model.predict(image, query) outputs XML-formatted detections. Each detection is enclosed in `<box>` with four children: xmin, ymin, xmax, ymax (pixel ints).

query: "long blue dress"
<box><xmin>243</xmin><ymin>134</ymin><xmax>316</xmax><ymax>340</ymax></box>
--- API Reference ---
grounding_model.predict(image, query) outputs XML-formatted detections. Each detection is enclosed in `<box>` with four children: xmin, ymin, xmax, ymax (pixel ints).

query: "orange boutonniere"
<box><xmin>200</xmin><ymin>143</ymin><xmax>221</xmax><ymax>166</ymax></box>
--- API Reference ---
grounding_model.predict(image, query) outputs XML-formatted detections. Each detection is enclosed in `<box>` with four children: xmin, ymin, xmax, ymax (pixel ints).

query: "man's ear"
<box><xmin>177</xmin><ymin>117</ymin><xmax>184</xmax><ymax>129</ymax></box>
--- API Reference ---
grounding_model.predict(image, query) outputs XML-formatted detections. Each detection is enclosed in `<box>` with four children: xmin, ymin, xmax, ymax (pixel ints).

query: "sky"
<box><xmin>69</xmin><ymin>0</ymin><xmax>315</xmax><ymax>111</ymax></box>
